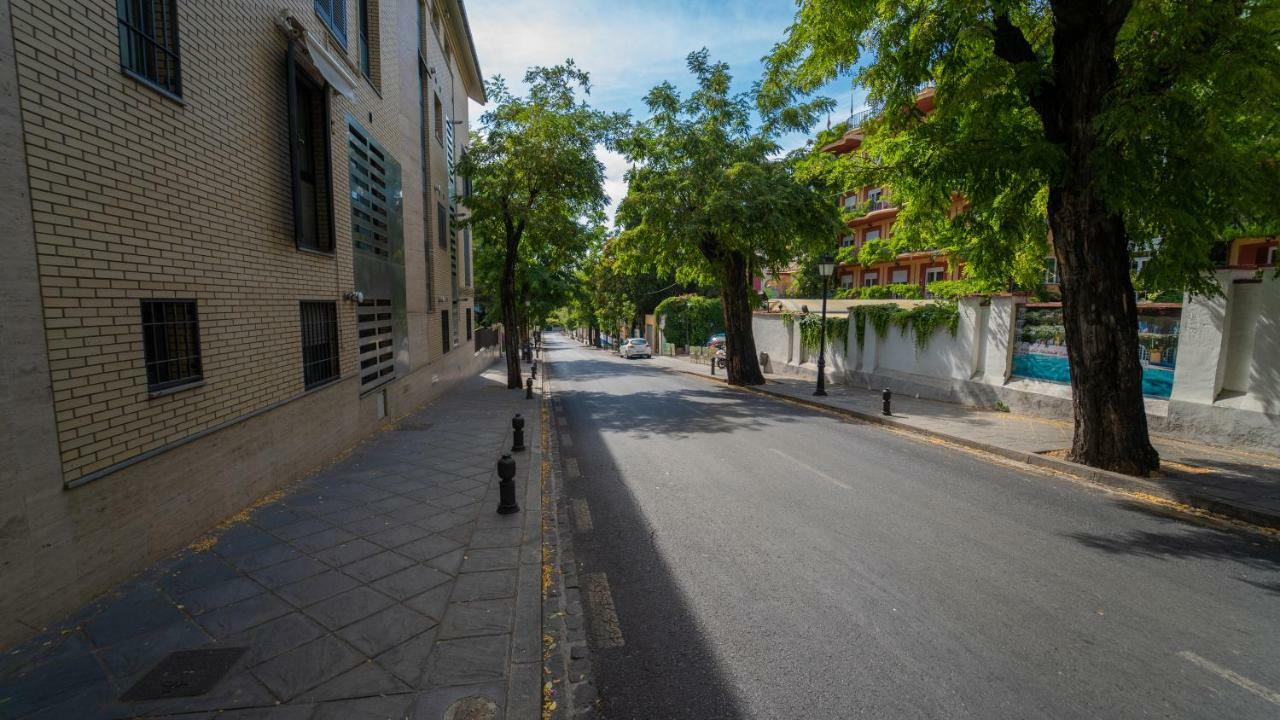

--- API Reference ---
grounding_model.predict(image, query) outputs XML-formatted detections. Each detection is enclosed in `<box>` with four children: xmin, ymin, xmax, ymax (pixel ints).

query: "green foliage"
<box><xmin>832</xmin><ymin>283</ymin><xmax>922</xmax><ymax>300</ymax></box>
<box><xmin>796</xmin><ymin>312</ymin><xmax>849</xmax><ymax>352</ymax></box>
<box><xmin>924</xmin><ymin>278</ymin><xmax>1002</xmax><ymax>301</ymax></box>
<box><xmin>655</xmin><ymin>294</ymin><xmax>722</xmax><ymax>347</ymax></box>
<box><xmin>850</xmin><ymin>302</ymin><xmax>960</xmax><ymax>352</ymax></box>
<box><xmin>460</xmin><ymin>62</ymin><xmax>628</xmax><ymax>338</ymax></box>
<box><xmin>764</xmin><ymin>1</ymin><xmax>1280</xmax><ymax>297</ymax></box>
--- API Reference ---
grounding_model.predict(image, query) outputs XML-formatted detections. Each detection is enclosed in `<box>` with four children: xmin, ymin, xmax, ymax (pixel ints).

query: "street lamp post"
<box><xmin>814</xmin><ymin>254</ymin><xmax>836</xmax><ymax>397</ymax></box>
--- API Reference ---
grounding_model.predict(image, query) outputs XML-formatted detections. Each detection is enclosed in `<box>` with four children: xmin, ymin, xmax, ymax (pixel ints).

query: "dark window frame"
<box><xmin>300</xmin><ymin>301</ymin><xmax>341</xmax><ymax>389</ymax></box>
<box><xmin>140</xmin><ymin>299</ymin><xmax>203</xmax><ymax>394</ymax></box>
<box><xmin>287</xmin><ymin>41</ymin><xmax>336</xmax><ymax>255</ymax></box>
<box><xmin>441</xmin><ymin>309</ymin><xmax>451</xmax><ymax>354</ymax></box>
<box><xmin>465</xmin><ymin>307</ymin><xmax>472</xmax><ymax>340</ymax></box>
<box><xmin>314</xmin><ymin>0</ymin><xmax>348</xmax><ymax>48</ymax></box>
<box><xmin>116</xmin><ymin>0</ymin><xmax>183</xmax><ymax>101</ymax></box>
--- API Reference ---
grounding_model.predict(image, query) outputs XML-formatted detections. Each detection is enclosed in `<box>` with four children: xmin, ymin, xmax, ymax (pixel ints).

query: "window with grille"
<box><xmin>314</xmin><ymin>0</ymin><xmax>347</xmax><ymax>47</ymax></box>
<box><xmin>141</xmin><ymin>300</ymin><xmax>202</xmax><ymax>392</ymax></box>
<box><xmin>288</xmin><ymin>44</ymin><xmax>334</xmax><ymax>253</ymax></box>
<box><xmin>441</xmin><ymin>310</ymin><xmax>451</xmax><ymax>354</ymax></box>
<box><xmin>358</xmin><ymin>299</ymin><xmax>395</xmax><ymax>388</ymax></box>
<box><xmin>117</xmin><ymin>0</ymin><xmax>182</xmax><ymax>99</ymax></box>
<box><xmin>300</xmin><ymin>301</ymin><xmax>340</xmax><ymax>389</ymax></box>
<box><xmin>348</xmin><ymin>123</ymin><xmax>391</xmax><ymax>260</ymax></box>
<box><xmin>434</xmin><ymin>94</ymin><xmax>443</xmax><ymax>143</ymax></box>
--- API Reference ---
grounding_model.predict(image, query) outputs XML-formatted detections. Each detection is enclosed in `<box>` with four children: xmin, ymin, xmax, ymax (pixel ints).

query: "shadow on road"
<box><xmin>547</xmin><ymin>342</ymin><xmax>747</xmax><ymax>719</ymax></box>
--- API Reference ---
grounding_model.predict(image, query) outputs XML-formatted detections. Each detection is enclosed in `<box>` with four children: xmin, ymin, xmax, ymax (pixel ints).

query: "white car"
<box><xmin>621</xmin><ymin>337</ymin><xmax>652</xmax><ymax>359</ymax></box>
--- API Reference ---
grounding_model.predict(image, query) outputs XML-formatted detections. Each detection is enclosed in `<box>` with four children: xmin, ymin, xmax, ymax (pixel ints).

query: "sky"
<box><xmin>462</xmin><ymin>0</ymin><xmax>861</xmax><ymax>224</ymax></box>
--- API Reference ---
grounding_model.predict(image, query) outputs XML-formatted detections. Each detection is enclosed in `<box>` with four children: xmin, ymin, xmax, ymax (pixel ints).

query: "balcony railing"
<box><xmin>847</xmin><ymin>107</ymin><xmax>876</xmax><ymax>130</ymax></box>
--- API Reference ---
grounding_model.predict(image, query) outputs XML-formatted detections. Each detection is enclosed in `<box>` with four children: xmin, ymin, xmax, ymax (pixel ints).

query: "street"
<box><xmin>545</xmin><ymin>333</ymin><xmax>1280</xmax><ymax>719</ymax></box>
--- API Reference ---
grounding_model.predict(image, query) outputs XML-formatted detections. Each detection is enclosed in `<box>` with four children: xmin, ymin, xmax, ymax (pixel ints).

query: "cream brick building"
<box><xmin>0</xmin><ymin>0</ymin><xmax>490</xmax><ymax>649</ymax></box>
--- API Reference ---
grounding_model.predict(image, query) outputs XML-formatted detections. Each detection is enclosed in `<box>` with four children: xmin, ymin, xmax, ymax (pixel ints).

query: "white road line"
<box><xmin>769</xmin><ymin>448</ymin><xmax>852</xmax><ymax>490</ymax></box>
<box><xmin>564</xmin><ymin>457</ymin><xmax>580</xmax><ymax>479</ymax></box>
<box><xmin>573</xmin><ymin>498</ymin><xmax>593</xmax><ymax>532</ymax></box>
<box><xmin>584</xmin><ymin>572</ymin><xmax>625</xmax><ymax>648</ymax></box>
<box><xmin>1178</xmin><ymin>651</ymin><xmax>1280</xmax><ymax>707</ymax></box>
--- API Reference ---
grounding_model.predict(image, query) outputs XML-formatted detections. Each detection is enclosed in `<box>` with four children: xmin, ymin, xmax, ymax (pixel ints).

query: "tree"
<box><xmin>764</xmin><ymin>1</ymin><xmax>1280</xmax><ymax>474</ymax></box>
<box><xmin>617</xmin><ymin>50</ymin><xmax>841</xmax><ymax>385</ymax></box>
<box><xmin>654</xmin><ymin>294</ymin><xmax>723</xmax><ymax>348</ymax></box>
<box><xmin>460</xmin><ymin>63</ymin><xmax>626</xmax><ymax>388</ymax></box>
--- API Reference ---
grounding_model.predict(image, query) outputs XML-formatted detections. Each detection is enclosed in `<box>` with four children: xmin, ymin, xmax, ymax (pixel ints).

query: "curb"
<box><xmin>659</xmin><ymin>361</ymin><xmax>1280</xmax><ymax>532</ymax></box>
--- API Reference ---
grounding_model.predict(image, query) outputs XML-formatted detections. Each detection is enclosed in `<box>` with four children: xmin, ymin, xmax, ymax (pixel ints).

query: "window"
<box><xmin>314</xmin><ymin>0</ymin><xmax>347</xmax><ymax>47</ymax></box>
<box><xmin>843</xmin><ymin>193</ymin><xmax>858</xmax><ymax>210</ymax></box>
<box><xmin>840</xmin><ymin>274</ymin><xmax>854</xmax><ymax>288</ymax></box>
<box><xmin>463</xmin><ymin>227</ymin><xmax>472</xmax><ymax>286</ymax></box>
<box><xmin>117</xmin><ymin>0</ymin><xmax>182</xmax><ymax>98</ymax></box>
<box><xmin>441</xmin><ymin>310</ymin><xmax>451</xmax><ymax>354</ymax></box>
<box><xmin>891</xmin><ymin>268</ymin><xmax>909</xmax><ymax>284</ymax></box>
<box><xmin>434</xmin><ymin>94</ymin><xmax>444</xmax><ymax>144</ymax></box>
<box><xmin>435</xmin><ymin>201</ymin><xmax>448</xmax><ymax>249</ymax></box>
<box><xmin>300</xmin><ymin>302</ymin><xmax>339</xmax><ymax>389</ymax></box>
<box><xmin>141</xmin><ymin>300</ymin><xmax>202</xmax><ymax>392</ymax></box>
<box><xmin>839</xmin><ymin>234</ymin><xmax>853</xmax><ymax>248</ymax></box>
<box><xmin>287</xmin><ymin>44</ymin><xmax>335</xmax><ymax>253</ymax></box>
<box><xmin>864</xmin><ymin>228</ymin><xmax>881</xmax><ymax>243</ymax></box>
<box><xmin>863</xmin><ymin>272</ymin><xmax>879</xmax><ymax>287</ymax></box>
<box><xmin>867</xmin><ymin>187</ymin><xmax>885</xmax><ymax>210</ymax></box>
<box><xmin>465</xmin><ymin>308</ymin><xmax>472</xmax><ymax>340</ymax></box>
<box><xmin>925</xmin><ymin>267</ymin><xmax>946</xmax><ymax>284</ymax></box>
<box><xmin>1044</xmin><ymin>257</ymin><xmax>1060</xmax><ymax>284</ymax></box>
<box><xmin>358</xmin><ymin>0</ymin><xmax>379</xmax><ymax>84</ymax></box>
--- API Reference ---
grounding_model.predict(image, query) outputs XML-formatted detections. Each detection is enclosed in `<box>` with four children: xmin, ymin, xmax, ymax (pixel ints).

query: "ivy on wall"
<box><xmin>849</xmin><ymin>302</ymin><xmax>960</xmax><ymax>352</ymax></box>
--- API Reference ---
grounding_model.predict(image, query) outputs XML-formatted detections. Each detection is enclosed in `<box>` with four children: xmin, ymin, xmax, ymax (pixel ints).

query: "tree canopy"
<box><xmin>617</xmin><ymin>49</ymin><xmax>841</xmax><ymax>384</ymax></box>
<box><xmin>460</xmin><ymin>62</ymin><xmax>627</xmax><ymax>386</ymax></box>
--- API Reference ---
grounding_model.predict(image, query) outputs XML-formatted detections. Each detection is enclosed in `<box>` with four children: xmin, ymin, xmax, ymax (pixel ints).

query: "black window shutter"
<box><xmin>286</xmin><ymin>39</ymin><xmax>304</xmax><ymax>249</ymax></box>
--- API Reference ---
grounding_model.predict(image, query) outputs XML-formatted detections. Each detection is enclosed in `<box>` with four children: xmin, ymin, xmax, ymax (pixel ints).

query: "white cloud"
<box><xmin>595</xmin><ymin>144</ymin><xmax>630</xmax><ymax>228</ymax></box>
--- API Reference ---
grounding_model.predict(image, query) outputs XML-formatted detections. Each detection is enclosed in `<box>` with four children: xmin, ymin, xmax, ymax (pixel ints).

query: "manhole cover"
<box><xmin>395</xmin><ymin>420</ymin><xmax>434</xmax><ymax>431</ymax></box>
<box><xmin>120</xmin><ymin>647</ymin><xmax>246</xmax><ymax>702</ymax></box>
<box><xmin>445</xmin><ymin>695</ymin><xmax>498</xmax><ymax>720</ymax></box>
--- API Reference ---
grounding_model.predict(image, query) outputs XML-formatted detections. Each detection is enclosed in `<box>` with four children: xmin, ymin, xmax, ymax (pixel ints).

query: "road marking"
<box><xmin>572</xmin><ymin>498</ymin><xmax>593</xmax><ymax>531</ymax></box>
<box><xmin>1178</xmin><ymin>651</ymin><xmax>1280</xmax><ymax>707</ymax></box>
<box><xmin>584</xmin><ymin>573</ymin><xmax>624</xmax><ymax>648</ymax></box>
<box><xmin>769</xmin><ymin>448</ymin><xmax>852</xmax><ymax>490</ymax></box>
<box><xmin>564</xmin><ymin>457</ymin><xmax>580</xmax><ymax>479</ymax></box>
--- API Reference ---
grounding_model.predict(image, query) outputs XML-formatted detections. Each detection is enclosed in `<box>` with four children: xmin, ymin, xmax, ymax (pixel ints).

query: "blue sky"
<box><xmin>463</xmin><ymin>0</ymin><xmax>861</xmax><ymax>222</ymax></box>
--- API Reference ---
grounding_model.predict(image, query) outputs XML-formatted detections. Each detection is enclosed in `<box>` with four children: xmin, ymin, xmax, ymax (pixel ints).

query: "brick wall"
<box><xmin>1</xmin><ymin>0</ymin><xmax>485</xmax><ymax>649</ymax></box>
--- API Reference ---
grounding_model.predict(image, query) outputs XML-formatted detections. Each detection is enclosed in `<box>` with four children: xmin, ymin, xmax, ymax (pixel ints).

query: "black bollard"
<box><xmin>496</xmin><ymin>454</ymin><xmax>520</xmax><ymax>514</ymax></box>
<box><xmin>710</xmin><ymin>353</ymin><xmax>715</xmax><ymax>376</ymax></box>
<box><xmin>882</xmin><ymin>388</ymin><xmax>892</xmax><ymax>416</ymax></box>
<box><xmin>511</xmin><ymin>413</ymin><xmax>526</xmax><ymax>452</ymax></box>
<box><xmin>526</xmin><ymin>377</ymin><xmax>533</xmax><ymax>399</ymax></box>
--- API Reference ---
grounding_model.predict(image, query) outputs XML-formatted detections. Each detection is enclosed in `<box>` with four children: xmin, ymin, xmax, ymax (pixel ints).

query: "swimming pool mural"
<box><xmin>1012</xmin><ymin>304</ymin><xmax>1181</xmax><ymax>399</ymax></box>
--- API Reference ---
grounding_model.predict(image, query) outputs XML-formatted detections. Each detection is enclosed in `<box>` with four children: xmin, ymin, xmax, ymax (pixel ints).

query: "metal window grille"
<box><xmin>314</xmin><ymin>0</ymin><xmax>348</xmax><ymax>47</ymax></box>
<box><xmin>300</xmin><ymin>301</ymin><xmax>340</xmax><ymax>389</ymax></box>
<box><xmin>441</xmin><ymin>309</ymin><xmax>450</xmax><ymax>354</ymax></box>
<box><xmin>358</xmin><ymin>298</ymin><xmax>395</xmax><ymax>388</ymax></box>
<box><xmin>117</xmin><ymin>0</ymin><xmax>182</xmax><ymax>98</ymax></box>
<box><xmin>348</xmin><ymin>123</ymin><xmax>391</xmax><ymax>260</ymax></box>
<box><xmin>141</xmin><ymin>300</ymin><xmax>202</xmax><ymax>391</ymax></box>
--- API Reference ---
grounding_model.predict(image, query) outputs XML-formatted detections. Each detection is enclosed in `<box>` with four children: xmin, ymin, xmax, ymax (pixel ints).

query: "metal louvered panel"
<box><xmin>348</xmin><ymin>124</ymin><xmax>391</xmax><ymax>260</ymax></box>
<box><xmin>357</xmin><ymin>298</ymin><xmax>395</xmax><ymax>388</ymax></box>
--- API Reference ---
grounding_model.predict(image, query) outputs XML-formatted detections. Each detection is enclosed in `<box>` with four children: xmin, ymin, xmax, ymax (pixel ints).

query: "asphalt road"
<box><xmin>543</xmin><ymin>333</ymin><xmax>1280</xmax><ymax>720</ymax></box>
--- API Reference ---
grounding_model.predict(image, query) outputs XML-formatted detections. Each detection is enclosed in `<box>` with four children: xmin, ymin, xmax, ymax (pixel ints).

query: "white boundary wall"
<box><xmin>750</xmin><ymin>270</ymin><xmax>1279</xmax><ymax>451</ymax></box>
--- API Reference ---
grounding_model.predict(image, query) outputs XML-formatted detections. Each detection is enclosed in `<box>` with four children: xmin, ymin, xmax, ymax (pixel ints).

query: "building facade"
<box><xmin>0</xmin><ymin>0</ymin><xmax>488</xmax><ymax>649</ymax></box>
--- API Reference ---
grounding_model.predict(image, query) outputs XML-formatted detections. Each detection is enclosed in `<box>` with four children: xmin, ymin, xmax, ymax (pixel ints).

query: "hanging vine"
<box><xmin>849</xmin><ymin>302</ymin><xmax>960</xmax><ymax>352</ymax></box>
<box><xmin>797</xmin><ymin>313</ymin><xmax>849</xmax><ymax>352</ymax></box>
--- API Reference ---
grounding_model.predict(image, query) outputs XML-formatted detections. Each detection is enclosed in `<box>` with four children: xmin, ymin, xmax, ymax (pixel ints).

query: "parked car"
<box><xmin>622</xmin><ymin>337</ymin><xmax>652</xmax><ymax>359</ymax></box>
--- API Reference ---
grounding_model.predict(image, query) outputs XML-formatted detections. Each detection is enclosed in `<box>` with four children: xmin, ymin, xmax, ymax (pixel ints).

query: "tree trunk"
<box><xmin>718</xmin><ymin>249</ymin><xmax>765</xmax><ymax>385</ymax></box>
<box><xmin>500</xmin><ymin>235</ymin><xmax>523</xmax><ymax>389</ymax></box>
<box><xmin>1041</xmin><ymin>1</ymin><xmax>1159</xmax><ymax>475</ymax></box>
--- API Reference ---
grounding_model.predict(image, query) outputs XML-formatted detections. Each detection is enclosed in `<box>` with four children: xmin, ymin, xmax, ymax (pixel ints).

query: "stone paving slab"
<box><xmin>0</xmin><ymin>364</ymin><xmax>544</xmax><ymax>719</ymax></box>
<box><xmin>647</xmin><ymin>351</ymin><xmax>1280</xmax><ymax>527</ymax></box>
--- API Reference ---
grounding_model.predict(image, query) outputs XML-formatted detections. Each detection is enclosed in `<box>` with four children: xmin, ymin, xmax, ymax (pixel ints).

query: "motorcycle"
<box><xmin>714</xmin><ymin>347</ymin><xmax>726</xmax><ymax>369</ymax></box>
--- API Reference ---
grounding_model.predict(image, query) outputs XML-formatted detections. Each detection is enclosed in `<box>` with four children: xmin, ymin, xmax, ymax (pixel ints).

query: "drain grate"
<box><xmin>119</xmin><ymin>647</ymin><xmax>246</xmax><ymax>702</ymax></box>
<box><xmin>395</xmin><ymin>420</ymin><xmax>434</xmax><ymax>431</ymax></box>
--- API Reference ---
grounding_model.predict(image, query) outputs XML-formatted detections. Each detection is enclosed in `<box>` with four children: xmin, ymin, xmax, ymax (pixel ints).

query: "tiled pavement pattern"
<box><xmin>649</xmin><ymin>352</ymin><xmax>1280</xmax><ymax>524</ymax></box>
<box><xmin>0</xmin><ymin>366</ymin><xmax>543</xmax><ymax>719</ymax></box>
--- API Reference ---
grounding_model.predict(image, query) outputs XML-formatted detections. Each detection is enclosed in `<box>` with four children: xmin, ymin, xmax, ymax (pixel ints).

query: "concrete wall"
<box><xmin>750</xmin><ymin>278</ymin><xmax>1280</xmax><ymax>452</ymax></box>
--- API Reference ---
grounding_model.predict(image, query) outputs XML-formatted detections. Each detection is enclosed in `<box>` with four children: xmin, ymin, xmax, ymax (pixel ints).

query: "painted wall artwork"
<box><xmin>1012</xmin><ymin>304</ymin><xmax>1181</xmax><ymax>398</ymax></box>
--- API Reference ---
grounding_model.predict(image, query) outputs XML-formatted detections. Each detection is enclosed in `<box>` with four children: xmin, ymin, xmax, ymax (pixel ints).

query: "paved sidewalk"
<box><xmin>0</xmin><ymin>365</ymin><xmax>543</xmax><ymax>719</ymax></box>
<box><xmin>646</xmin><ymin>351</ymin><xmax>1280</xmax><ymax>528</ymax></box>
